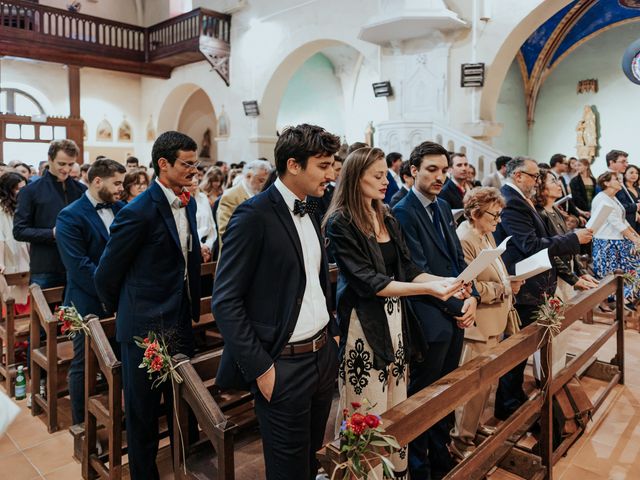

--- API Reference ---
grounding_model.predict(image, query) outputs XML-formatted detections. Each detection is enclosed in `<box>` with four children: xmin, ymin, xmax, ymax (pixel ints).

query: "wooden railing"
<box><xmin>0</xmin><ymin>1</ymin><xmax>231</xmax><ymax>80</ymax></box>
<box><xmin>318</xmin><ymin>274</ymin><xmax>625</xmax><ymax>480</ymax></box>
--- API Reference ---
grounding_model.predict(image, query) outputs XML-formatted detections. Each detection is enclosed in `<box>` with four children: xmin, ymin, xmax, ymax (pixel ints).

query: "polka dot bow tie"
<box><xmin>293</xmin><ymin>199</ymin><xmax>316</xmax><ymax>217</ymax></box>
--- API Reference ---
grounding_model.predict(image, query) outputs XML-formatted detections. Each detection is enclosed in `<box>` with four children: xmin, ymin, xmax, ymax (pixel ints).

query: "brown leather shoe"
<box><xmin>477</xmin><ymin>424</ymin><xmax>497</xmax><ymax>436</ymax></box>
<box><xmin>449</xmin><ymin>442</ymin><xmax>474</xmax><ymax>462</ymax></box>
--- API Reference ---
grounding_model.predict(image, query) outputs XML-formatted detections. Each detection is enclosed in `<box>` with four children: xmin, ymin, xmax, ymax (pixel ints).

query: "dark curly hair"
<box><xmin>0</xmin><ymin>172</ymin><xmax>27</xmax><ymax>215</ymax></box>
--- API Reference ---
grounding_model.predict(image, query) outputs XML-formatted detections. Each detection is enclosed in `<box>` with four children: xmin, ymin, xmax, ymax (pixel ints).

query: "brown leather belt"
<box><xmin>280</xmin><ymin>328</ymin><xmax>327</xmax><ymax>357</ymax></box>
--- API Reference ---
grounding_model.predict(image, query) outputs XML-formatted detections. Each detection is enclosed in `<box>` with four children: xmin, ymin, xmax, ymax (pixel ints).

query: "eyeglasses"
<box><xmin>483</xmin><ymin>210</ymin><xmax>502</xmax><ymax>221</ymax></box>
<box><xmin>519</xmin><ymin>171</ymin><xmax>540</xmax><ymax>180</ymax></box>
<box><xmin>175</xmin><ymin>157</ymin><xmax>201</xmax><ymax>170</ymax></box>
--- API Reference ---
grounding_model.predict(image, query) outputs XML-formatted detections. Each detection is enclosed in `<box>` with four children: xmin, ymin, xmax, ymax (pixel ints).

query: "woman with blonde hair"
<box><xmin>324</xmin><ymin>146</ymin><xmax>465</xmax><ymax>478</ymax></box>
<box><xmin>199</xmin><ymin>166</ymin><xmax>224</xmax><ymax>206</ymax></box>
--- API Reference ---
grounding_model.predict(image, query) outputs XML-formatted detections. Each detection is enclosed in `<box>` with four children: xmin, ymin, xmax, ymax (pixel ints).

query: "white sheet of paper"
<box><xmin>456</xmin><ymin>236</ymin><xmax>511</xmax><ymax>284</ymax></box>
<box><xmin>451</xmin><ymin>209</ymin><xmax>465</xmax><ymax>221</ymax></box>
<box><xmin>553</xmin><ymin>194</ymin><xmax>572</xmax><ymax>206</ymax></box>
<box><xmin>586</xmin><ymin>204</ymin><xmax>615</xmax><ymax>235</ymax></box>
<box><xmin>509</xmin><ymin>248</ymin><xmax>552</xmax><ymax>281</ymax></box>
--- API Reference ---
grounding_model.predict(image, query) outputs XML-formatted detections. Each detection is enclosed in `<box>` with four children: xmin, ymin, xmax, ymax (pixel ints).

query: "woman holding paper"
<box><xmin>534</xmin><ymin>170</ymin><xmax>599</xmax><ymax>300</ymax></box>
<box><xmin>450</xmin><ymin>187</ymin><xmax>523</xmax><ymax>460</ymax></box>
<box><xmin>324</xmin><ymin>147</ymin><xmax>466</xmax><ymax>475</ymax></box>
<box><xmin>591</xmin><ymin>171</ymin><xmax>640</xmax><ymax>302</ymax></box>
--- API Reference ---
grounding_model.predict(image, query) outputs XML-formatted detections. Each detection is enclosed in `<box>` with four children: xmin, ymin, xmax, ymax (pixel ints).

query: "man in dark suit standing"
<box><xmin>389</xmin><ymin>160</ymin><xmax>414</xmax><ymax>208</ymax></box>
<box><xmin>438</xmin><ymin>152</ymin><xmax>469</xmax><ymax>210</ymax></box>
<box><xmin>95</xmin><ymin>132</ymin><xmax>202</xmax><ymax>480</ymax></box>
<box><xmin>212</xmin><ymin>124</ymin><xmax>341</xmax><ymax>480</ymax></box>
<box><xmin>56</xmin><ymin>158</ymin><xmax>126</xmax><ymax>425</ymax></box>
<box><xmin>393</xmin><ymin>141</ymin><xmax>478</xmax><ymax>479</ymax></box>
<box><xmin>493</xmin><ymin>157</ymin><xmax>592</xmax><ymax>419</ymax></box>
<box><xmin>14</xmin><ymin>139</ymin><xmax>86</xmax><ymax>288</ymax></box>
<box><xmin>549</xmin><ymin>153</ymin><xmax>587</xmax><ymax>225</ymax></box>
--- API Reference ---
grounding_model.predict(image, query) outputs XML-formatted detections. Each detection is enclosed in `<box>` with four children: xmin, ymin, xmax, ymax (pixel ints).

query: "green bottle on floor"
<box><xmin>15</xmin><ymin>365</ymin><xmax>26</xmax><ymax>400</ymax></box>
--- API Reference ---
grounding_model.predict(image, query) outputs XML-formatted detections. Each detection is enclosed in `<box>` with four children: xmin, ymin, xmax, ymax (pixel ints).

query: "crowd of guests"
<box><xmin>2</xmin><ymin>127</ymin><xmax>638</xmax><ymax>480</ymax></box>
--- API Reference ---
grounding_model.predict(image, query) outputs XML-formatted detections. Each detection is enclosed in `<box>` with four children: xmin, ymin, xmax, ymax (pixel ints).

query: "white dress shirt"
<box><xmin>155</xmin><ymin>179</ymin><xmax>190</xmax><ymax>273</ymax></box>
<box><xmin>85</xmin><ymin>191</ymin><xmax>115</xmax><ymax>232</ymax></box>
<box><xmin>194</xmin><ymin>191</ymin><xmax>217</xmax><ymax>250</ymax></box>
<box><xmin>274</xmin><ymin>178</ymin><xmax>329</xmax><ymax>342</ymax></box>
<box><xmin>591</xmin><ymin>191</ymin><xmax>630</xmax><ymax>240</ymax></box>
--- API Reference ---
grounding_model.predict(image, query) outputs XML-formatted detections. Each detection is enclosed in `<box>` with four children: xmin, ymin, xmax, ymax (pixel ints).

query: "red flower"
<box><xmin>144</xmin><ymin>341</ymin><xmax>159</xmax><ymax>359</ymax></box>
<box><xmin>342</xmin><ymin>408</ymin><xmax>349</xmax><ymax>419</ymax></box>
<box><xmin>150</xmin><ymin>356</ymin><xmax>164</xmax><ymax>372</ymax></box>
<box><xmin>61</xmin><ymin>319</ymin><xmax>72</xmax><ymax>334</ymax></box>
<box><xmin>350</xmin><ymin>422</ymin><xmax>366</xmax><ymax>435</ymax></box>
<box><xmin>350</xmin><ymin>402</ymin><xmax>361</xmax><ymax>410</ymax></box>
<box><xmin>351</xmin><ymin>413</ymin><xmax>365</xmax><ymax>426</ymax></box>
<box><xmin>364</xmin><ymin>414</ymin><xmax>380</xmax><ymax>429</ymax></box>
<box><xmin>143</xmin><ymin>337</ymin><xmax>150</xmax><ymax>344</ymax></box>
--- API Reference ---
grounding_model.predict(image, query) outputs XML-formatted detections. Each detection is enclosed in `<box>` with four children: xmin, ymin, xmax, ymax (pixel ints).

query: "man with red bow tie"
<box><xmin>95</xmin><ymin>131</ymin><xmax>202</xmax><ymax>480</ymax></box>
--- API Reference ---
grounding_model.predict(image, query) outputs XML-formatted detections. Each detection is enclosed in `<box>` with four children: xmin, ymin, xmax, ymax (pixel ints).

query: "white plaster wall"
<box><xmin>177</xmin><ymin>89</ymin><xmax>217</xmax><ymax>162</ymax></box>
<box><xmin>493</xmin><ymin>61</ymin><xmax>528</xmax><ymax>156</ymax></box>
<box><xmin>530</xmin><ymin>22</ymin><xmax>640</xmax><ymax>175</ymax></box>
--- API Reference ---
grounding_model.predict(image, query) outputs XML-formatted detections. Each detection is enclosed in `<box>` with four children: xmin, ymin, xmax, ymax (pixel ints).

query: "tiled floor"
<box><xmin>2</xmin><ymin>314</ymin><xmax>640</xmax><ymax>479</ymax></box>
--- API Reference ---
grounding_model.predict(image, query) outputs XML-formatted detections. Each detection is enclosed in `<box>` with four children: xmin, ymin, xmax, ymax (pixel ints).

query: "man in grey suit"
<box><xmin>481</xmin><ymin>156</ymin><xmax>511</xmax><ymax>189</ymax></box>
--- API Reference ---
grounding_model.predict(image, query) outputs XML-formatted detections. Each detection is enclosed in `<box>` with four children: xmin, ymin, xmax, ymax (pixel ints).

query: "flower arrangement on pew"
<box><xmin>56</xmin><ymin>305</ymin><xmax>90</xmax><ymax>339</ymax></box>
<box><xmin>133</xmin><ymin>332</ymin><xmax>184</xmax><ymax>390</ymax></box>
<box><xmin>622</xmin><ymin>270</ymin><xmax>640</xmax><ymax>300</ymax></box>
<box><xmin>535</xmin><ymin>295</ymin><xmax>565</xmax><ymax>341</ymax></box>
<box><xmin>332</xmin><ymin>400</ymin><xmax>400</xmax><ymax>480</ymax></box>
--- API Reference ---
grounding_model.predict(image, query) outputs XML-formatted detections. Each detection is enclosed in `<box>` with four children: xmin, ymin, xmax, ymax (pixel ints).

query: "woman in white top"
<box><xmin>0</xmin><ymin>172</ymin><xmax>30</xmax><ymax>311</ymax></box>
<box><xmin>188</xmin><ymin>175</ymin><xmax>217</xmax><ymax>263</ymax></box>
<box><xmin>591</xmin><ymin>171</ymin><xmax>640</xmax><ymax>301</ymax></box>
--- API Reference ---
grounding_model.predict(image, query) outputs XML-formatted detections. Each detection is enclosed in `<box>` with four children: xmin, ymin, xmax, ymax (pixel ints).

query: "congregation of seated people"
<box><xmin>1</xmin><ymin>127</ymin><xmax>638</xmax><ymax>480</ymax></box>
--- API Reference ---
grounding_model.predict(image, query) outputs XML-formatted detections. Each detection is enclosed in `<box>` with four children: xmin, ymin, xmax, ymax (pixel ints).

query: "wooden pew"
<box><xmin>0</xmin><ymin>271</ymin><xmax>30</xmax><ymax>397</ymax></box>
<box><xmin>172</xmin><ymin>351</ymin><xmax>257</xmax><ymax>479</ymax></box>
<box><xmin>82</xmin><ymin>315</ymin><xmax>122</xmax><ymax>480</ymax></box>
<box><xmin>29</xmin><ymin>283</ymin><xmax>68</xmax><ymax>433</ymax></box>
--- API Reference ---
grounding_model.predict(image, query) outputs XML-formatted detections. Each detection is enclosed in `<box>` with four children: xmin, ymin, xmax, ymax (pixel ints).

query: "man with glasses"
<box><xmin>606</xmin><ymin>149</ymin><xmax>640</xmax><ymax>231</ymax></box>
<box><xmin>493</xmin><ymin>157</ymin><xmax>593</xmax><ymax>420</ymax></box>
<box><xmin>95</xmin><ymin>131</ymin><xmax>202</xmax><ymax>480</ymax></box>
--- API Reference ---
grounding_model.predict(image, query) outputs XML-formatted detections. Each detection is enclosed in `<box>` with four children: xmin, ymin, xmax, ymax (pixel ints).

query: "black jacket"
<box><xmin>569</xmin><ymin>174</ymin><xmax>596</xmax><ymax>212</ymax></box>
<box><xmin>616</xmin><ymin>186</ymin><xmax>639</xmax><ymax>232</ymax></box>
<box><xmin>389</xmin><ymin>186</ymin><xmax>408</xmax><ymax>209</ymax></box>
<box><xmin>325</xmin><ymin>211</ymin><xmax>426</xmax><ymax>369</ymax></box>
<box><xmin>438</xmin><ymin>178</ymin><xmax>464</xmax><ymax>209</ymax></box>
<box><xmin>14</xmin><ymin>170</ymin><xmax>86</xmax><ymax>274</ymax></box>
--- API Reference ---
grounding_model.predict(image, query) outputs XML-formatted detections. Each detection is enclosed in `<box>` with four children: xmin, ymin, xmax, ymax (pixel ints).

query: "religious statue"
<box><xmin>200</xmin><ymin>128</ymin><xmax>212</xmax><ymax>158</ymax></box>
<box><xmin>576</xmin><ymin>105</ymin><xmax>597</xmax><ymax>161</ymax></box>
<box><xmin>364</xmin><ymin>121</ymin><xmax>375</xmax><ymax>147</ymax></box>
<box><xmin>217</xmin><ymin>106</ymin><xmax>229</xmax><ymax>137</ymax></box>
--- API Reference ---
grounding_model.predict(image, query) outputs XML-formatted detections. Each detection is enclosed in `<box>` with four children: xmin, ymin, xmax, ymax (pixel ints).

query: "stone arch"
<box><xmin>257</xmin><ymin>38</ymin><xmax>374</xmax><ymax>139</ymax></box>
<box><xmin>459</xmin><ymin>145</ymin><xmax>467</xmax><ymax>155</ymax></box>
<box><xmin>447</xmin><ymin>140</ymin><xmax>455</xmax><ymax>152</ymax></box>
<box><xmin>479</xmin><ymin>0</ymin><xmax>574</xmax><ymax>123</ymax></box>
<box><xmin>157</xmin><ymin>83</ymin><xmax>205</xmax><ymax>134</ymax></box>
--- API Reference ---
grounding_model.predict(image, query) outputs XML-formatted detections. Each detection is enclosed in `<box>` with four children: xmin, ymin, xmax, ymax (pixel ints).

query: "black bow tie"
<box><xmin>95</xmin><ymin>202</ymin><xmax>113</xmax><ymax>211</ymax></box>
<box><xmin>293</xmin><ymin>199</ymin><xmax>316</xmax><ymax>217</ymax></box>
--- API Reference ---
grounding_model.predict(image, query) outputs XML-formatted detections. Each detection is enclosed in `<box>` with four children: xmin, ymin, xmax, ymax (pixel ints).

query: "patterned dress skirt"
<box><xmin>593</xmin><ymin>238</ymin><xmax>639</xmax><ymax>299</ymax></box>
<box><xmin>337</xmin><ymin>297</ymin><xmax>407</xmax><ymax>479</ymax></box>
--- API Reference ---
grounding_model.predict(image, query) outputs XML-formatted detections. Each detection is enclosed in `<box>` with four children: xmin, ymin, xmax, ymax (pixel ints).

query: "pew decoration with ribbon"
<box><xmin>332</xmin><ymin>400</ymin><xmax>400</xmax><ymax>480</ymax></box>
<box><xmin>622</xmin><ymin>270</ymin><xmax>640</xmax><ymax>299</ymax></box>
<box><xmin>535</xmin><ymin>295</ymin><xmax>565</xmax><ymax>341</ymax></box>
<box><xmin>134</xmin><ymin>332</ymin><xmax>184</xmax><ymax>389</ymax></box>
<box><xmin>56</xmin><ymin>304</ymin><xmax>90</xmax><ymax>339</ymax></box>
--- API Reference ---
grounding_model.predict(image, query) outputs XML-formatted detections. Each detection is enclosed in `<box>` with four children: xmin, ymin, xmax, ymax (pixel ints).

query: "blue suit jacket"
<box><xmin>393</xmin><ymin>190</ymin><xmax>472</xmax><ymax>342</ymax></box>
<box><xmin>212</xmin><ymin>185</ymin><xmax>338</xmax><ymax>390</ymax></box>
<box><xmin>493</xmin><ymin>184</ymin><xmax>580</xmax><ymax>305</ymax></box>
<box><xmin>95</xmin><ymin>182</ymin><xmax>201</xmax><ymax>343</ymax></box>
<box><xmin>56</xmin><ymin>194</ymin><xmax>124</xmax><ymax>318</ymax></box>
<box><xmin>384</xmin><ymin>171</ymin><xmax>400</xmax><ymax>204</ymax></box>
<box><xmin>438</xmin><ymin>178</ymin><xmax>465</xmax><ymax>209</ymax></box>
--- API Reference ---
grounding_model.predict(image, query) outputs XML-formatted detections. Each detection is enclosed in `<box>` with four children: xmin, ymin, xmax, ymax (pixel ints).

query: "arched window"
<box><xmin>0</xmin><ymin>88</ymin><xmax>46</xmax><ymax>116</ymax></box>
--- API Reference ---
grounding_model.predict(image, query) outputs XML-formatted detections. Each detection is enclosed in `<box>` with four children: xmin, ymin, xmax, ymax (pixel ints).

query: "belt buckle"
<box><xmin>312</xmin><ymin>334</ymin><xmax>321</xmax><ymax>352</ymax></box>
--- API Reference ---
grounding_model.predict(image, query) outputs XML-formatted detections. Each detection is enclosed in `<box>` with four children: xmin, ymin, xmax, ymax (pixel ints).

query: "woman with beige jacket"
<box><xmin>450</xmin><ymin>187</ymin><xmax>523</xmax><ymax>460</ymax></box>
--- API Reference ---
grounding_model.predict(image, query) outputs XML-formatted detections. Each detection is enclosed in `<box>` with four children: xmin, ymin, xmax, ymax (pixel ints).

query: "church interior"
<box><xmin>2</xmin><ymin>0</ymin><xmax>640</xmax><ymax>479</ymax></box>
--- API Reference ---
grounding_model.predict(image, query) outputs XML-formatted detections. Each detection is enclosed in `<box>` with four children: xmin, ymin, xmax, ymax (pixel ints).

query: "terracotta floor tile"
<box><xmin>23</xmin><ymin>434</ymin><xmax>75</xmax><ymax>475</ymax></box>
<box><xmin>0</xmin><ymin>434</ymin><xmax>18</xmax><ymax>459</ymax></box>
<box><xmin>569</xmin><ymin>437</ymin><xmax>640</xmax><ymax>478</ymax></box>
<box><xmin>6</xmin><ymin>412</ymin><xmax>63</xmax><ymax>450</ymax></box>
<box><xmin>559</xmin><ymin>464</ymin><xmax>617</xmax><ymax>480</ymax></box>
<box><xmin>42</xmin><ymin>461</ymin><xmax>82</xmax><ymax>480</ymax></box>
<box><xmin>0</xmin><ymin>451</ymin><xmax>40</xmax><ymax>479</ymax></box>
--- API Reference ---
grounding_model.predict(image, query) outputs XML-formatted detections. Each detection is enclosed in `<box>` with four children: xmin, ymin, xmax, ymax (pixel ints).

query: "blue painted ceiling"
<box><xmin>520</xmin><ymin>0</ymin><xmax>640</xmax><ymax>80</ymax></box>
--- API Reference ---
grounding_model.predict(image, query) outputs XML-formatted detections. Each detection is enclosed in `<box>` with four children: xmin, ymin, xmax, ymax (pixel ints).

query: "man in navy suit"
<box><xmin>393</xmin><ymin>141</ymin><xmax>478</xmax><ymax>479</ymax></box>
<box><xmin>14</xmin><ymin>139</ymin><xmax>86</xmax><ymax>288</ymax></box>
<box><xmin>438</xmin><ymin>152</ymin><xmax>469</xmax><ymax>211</ymax></box>
<box><xmin>56</xmin><ymin>158</ymin><xmax>126</xmax><ymax>425</ymax></box>
<box><xmin>95</xmin><ymin>132</ymin><xmax>202</xmax><ymax>480</ymax></box>
<box><xmin>212</xmin><ymin>124</ymin><xmax>341</xmax><ymax>480</ymax></box>
<box><xmin>493</xmin><ymin>156</ymin><xmax>592</xmax><ymax>419</ymax></box>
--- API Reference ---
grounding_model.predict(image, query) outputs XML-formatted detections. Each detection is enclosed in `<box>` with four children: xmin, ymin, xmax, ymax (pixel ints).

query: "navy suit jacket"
<box><xmin>493</xmin><ymin>184</ymin><xmax>580</xmax><ymax>305</ymax></box>
<box><xmin>616</xmin><ymin>188</ymin><xmax>638</xmax><ymax>231</ymax></box>
<box><xmin>95</xmin><ymin>182</ymin><xmax>201</xmax><ymax>343</ymax></box>
<box><xmin>383</xmin><ymin>171</ymin><xmax>400</xmax><ymax>204</ymax></box>
<box><xmin>56</xmin><ymin>194</ymin><xmax>124</xmax><ymax>318</ymax></box>
<box><xmin>393</xmin><ymin>190</ymin><xmax>473</xmax><ymax>342</ymax></box>
<box><xmin>212</xmin><ymin>185</ymin><xmax>338</xmax><ymax>390</ymax></box>
<box><xmin>14</xmin><ymin>170</ymin><xmax>86</xmax><ymax>274</ymax></box>
<box><xmin>438</xmin><ymin>178</ymin><xmax>465</xmax><ymax>209</ymax></box>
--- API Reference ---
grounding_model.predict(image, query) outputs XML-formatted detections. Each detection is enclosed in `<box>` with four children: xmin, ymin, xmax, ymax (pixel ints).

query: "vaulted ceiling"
<box><xmin>517</xmin><ymin>0</ymin><xmax>640</xmax><ymax>127</ymax></box>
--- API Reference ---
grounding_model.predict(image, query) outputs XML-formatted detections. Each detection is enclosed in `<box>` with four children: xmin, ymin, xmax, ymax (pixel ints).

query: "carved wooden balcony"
<box><xmin>0</xmin><ymin>0</ymin><xmax>231</xmax><ymax>83</ymax></box>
